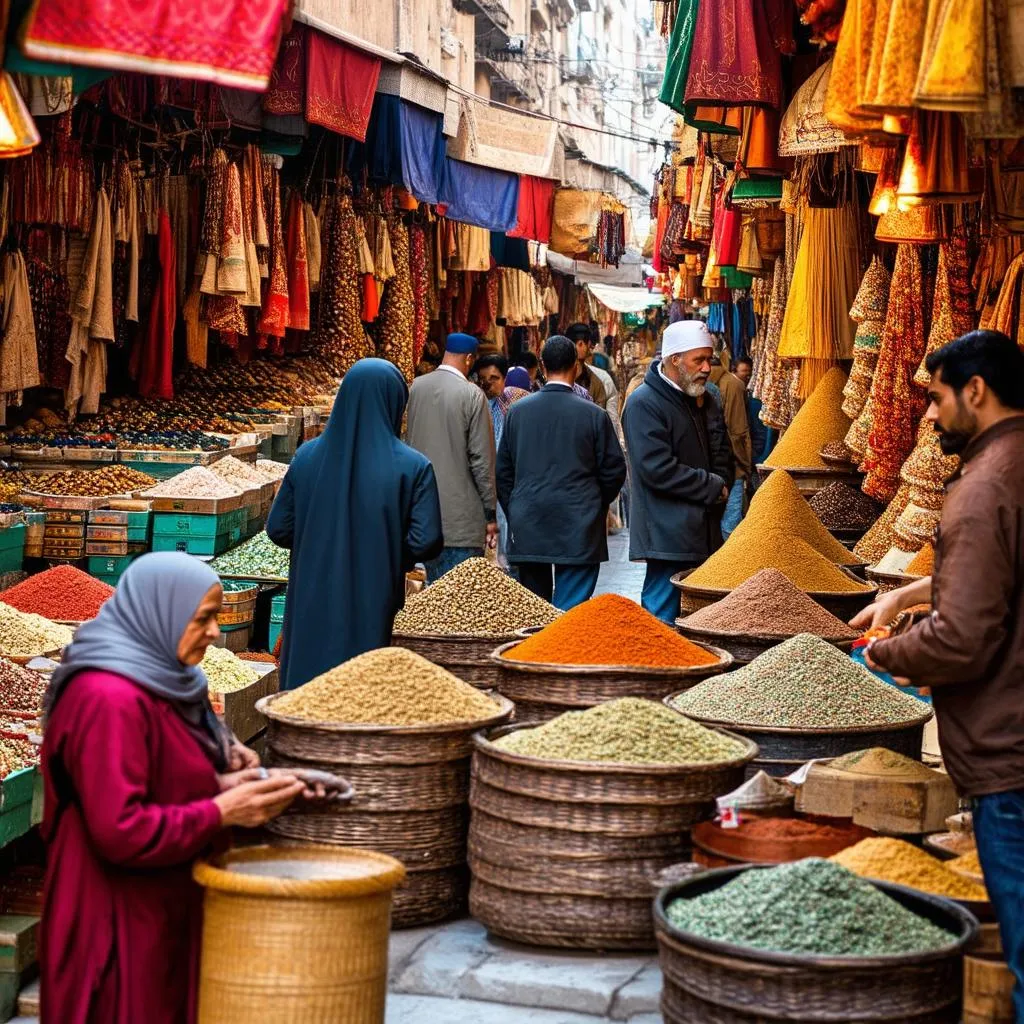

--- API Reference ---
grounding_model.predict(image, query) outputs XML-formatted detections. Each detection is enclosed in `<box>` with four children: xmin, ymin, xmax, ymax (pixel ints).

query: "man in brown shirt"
<box><xmin>852</xmin><ymin>331</ymin><xmax>1024</xmax><ymax>1013</ymax></box>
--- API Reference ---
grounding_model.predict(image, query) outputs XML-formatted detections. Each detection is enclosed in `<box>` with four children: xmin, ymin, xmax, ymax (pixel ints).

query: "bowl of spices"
<box><xmin>691</xmin><ymin>815</ymin><xmax>873</xmax><ymax>868</ymax></box>
<box><xmin>470</xmin><ymin>699</ymin><xmax>756</xmax><ymax>950</ymax></box>
<box><xmin>392</xmin><ymin>558</ymin><xmax>561</xmax><ymax>689</ymax></box>
<box><xmin>655</xmin><ymin>859</ymin><xmax>976</xmax><ymax>1023</ymax></box>
<box><xmin>494</xmin><ymin>595</ymin><xmax>732</xmax><ymax>723</ymax></box>
<box><xmin>808</xmin><ymin>480</ymin><xmax>884</xmax><ymax>545</ymax></box>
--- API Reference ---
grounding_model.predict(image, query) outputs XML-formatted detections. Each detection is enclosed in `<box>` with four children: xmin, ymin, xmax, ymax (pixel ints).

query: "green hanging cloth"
<box><xmin>658</xmin><ymin>0</ymin><xmax>700</xmax><ymax>116</ymax></box>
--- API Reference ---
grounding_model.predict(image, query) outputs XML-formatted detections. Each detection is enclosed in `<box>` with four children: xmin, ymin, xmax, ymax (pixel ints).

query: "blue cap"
<box><xmin>445</xmin><ymin>332</ymin><xmax>480</xmax><ymax>354</ymax></box>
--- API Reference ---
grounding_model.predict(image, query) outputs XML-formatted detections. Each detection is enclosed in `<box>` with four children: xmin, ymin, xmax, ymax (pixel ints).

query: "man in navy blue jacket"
<box><xmin>622</xmin><ymin>320</ymin><xmax>733</xmax><ymax>624</ymax></box>
<box><xmin>496</xmin><ymin>335</ymin><xmax>627</xmax><ymax>610</ymax></box>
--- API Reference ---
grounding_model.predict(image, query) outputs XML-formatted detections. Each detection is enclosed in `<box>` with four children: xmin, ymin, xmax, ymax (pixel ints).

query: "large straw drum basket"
<box><xmin>490</xmin><ymin>641</ymin><xmax>733</xmax><ymax>724</ymax></box>
<box><xmin>654</xmin><ymin>866</ymin><xmax>977</xmax><ymax>1023</ymax></box>
<box><xmin>194</xmin><ymin>845</ymin><xmax>404</xmax><ymax>1024</ymax></box>
<box><xmin>257</xmin><ymin>691</ymin><xmax>514</xmax><ymax>928</ymax></box>
<box><xmin>391</xmin><ymin>631</ymin><xmax>523</xmax><ymax>689</ymax></box>
<box><xmin>468</xmin><ymin>723</ymin><xmax>757</xmax><ymax>950</ymax></box>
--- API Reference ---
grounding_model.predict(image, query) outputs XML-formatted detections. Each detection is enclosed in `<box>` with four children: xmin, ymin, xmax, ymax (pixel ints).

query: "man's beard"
<box><xmin>934</xmin><ymin>398</ymin><xmax>977</xmax><ymax>455</ymax></box>
<box><xmin>679</xmin><ymin>366</ymin><xmax>707</xmax><ymax>397</ymax></box>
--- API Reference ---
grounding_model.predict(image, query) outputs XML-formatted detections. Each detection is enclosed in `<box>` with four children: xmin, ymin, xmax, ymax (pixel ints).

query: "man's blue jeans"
<box><xmin>973</xmin><ymin>788</ymin><xmax>1024</xmax><ymax>1021</ymax></box>
<box><xmin>516</xmin><ymin>562</ymin><xmax>600</xmax><ymax>611</ymax></box>
<box><xmin>425</xmin><ymin>546</ymin><xmax>483</xmax><ymax>584</ymax></box>
<box><xmin>721</xmin><ymin>477</ymin><xmax>745</xmax><ymax>538</ymax></box>
<box><xmin>641</xmin><ymin>560</ymin><xmax>691</xmax><ymax>625</ymax></box>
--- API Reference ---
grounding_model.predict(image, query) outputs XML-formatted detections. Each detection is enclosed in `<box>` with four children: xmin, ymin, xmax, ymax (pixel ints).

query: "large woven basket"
<box><xmin>258</xmin><ymin>691</ymin><xmax>513</xmax><ymax>928</ymax></box>
<box><xmin>194</xmin><ymin>845</ymin><xmax>404</xmax><ymax>1024</ymax></box>
<box><xmin>674</xmin><ymin>620</ymin><xmax>856</xmax><ymax>667</ymax></box>
<box><xmin>654</xmin><ymin>866</ymin><xmax>977</xmax><ymax>1022</ymax></box>
<box><xmin>468</xmin><ymin>723</ymin><xmax>757</xmax><ymax>950</ymax></box>
<box><xmin>391</xmin><ymin>630</ymin><xmax>522</xmax><ymax>689</ymax></box>
<box><xmin>491</xmin><ymin>641</ymin><xmax>732</xmax><ymax>724</ymax></box>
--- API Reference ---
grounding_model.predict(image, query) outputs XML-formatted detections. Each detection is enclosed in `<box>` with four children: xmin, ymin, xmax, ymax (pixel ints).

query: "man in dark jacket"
<box><xmin>496</xmin><ymin>335</ymin><xmax>627</xmax><ymax>610</ymax></box>
<box><xmin>853</xmin><ymin>330</ymin><xmax>1024</xmax><ymax>1014</ymax></box>
<box><xmin>622</xmin><ymin>320</ymin><xmax>733</xmax><ymax>624</ymax></box>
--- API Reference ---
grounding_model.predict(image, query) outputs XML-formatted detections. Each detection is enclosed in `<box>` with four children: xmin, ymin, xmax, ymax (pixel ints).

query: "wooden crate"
<box><xmin>211</xmin><ymin>665</ymin><xmax>279</xmax><ymax>743</ymax></box>
<box><xmin>0</xmin><ymin>916</ymin><xmax>38</xmax><ymax>975</ymax></box>
<box><xmin>141</xmin><ymin>493</ymin><xmax>246</xmax><ymax>515</ymax></box>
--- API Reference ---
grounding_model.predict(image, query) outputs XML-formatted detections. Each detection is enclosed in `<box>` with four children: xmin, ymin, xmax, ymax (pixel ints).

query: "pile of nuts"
<box><xmin>25</xmin><ymin>467</ymin><xmax>156</xmax><ymax>497</ymax></box>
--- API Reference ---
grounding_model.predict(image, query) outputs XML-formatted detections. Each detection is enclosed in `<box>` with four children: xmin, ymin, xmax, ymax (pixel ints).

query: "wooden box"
<box><xmin>0</xmin><ymin>916</ymin><xmax>38</xmax><ymax>975</ymax></box>
<box><xmin>211</xmin><ymin>664</ymin><xmax>279</xmax><ymax>744</ymax></box>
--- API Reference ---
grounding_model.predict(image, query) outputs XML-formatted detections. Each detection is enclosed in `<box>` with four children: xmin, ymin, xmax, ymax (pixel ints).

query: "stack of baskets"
<box><xmin>392</xmin><ymin>629</ymin><xmax>519</xmax><ymax>690</ymax></box>
<box><xmin>468</xmin><ymin>723</ymin><xmax>756</xmax><ymax>949</ymax></box>
<box><xmin>257</xmin><ymin>691</ymin><xmax>513</xmax><ymax>928</ymax></box>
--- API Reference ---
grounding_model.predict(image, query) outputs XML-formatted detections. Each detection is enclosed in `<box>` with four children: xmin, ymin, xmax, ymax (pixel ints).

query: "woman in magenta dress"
<box><xmin>40</xmin><ymin>553</ymin><xmax>305</xmax><ymax>1024</ymax></box>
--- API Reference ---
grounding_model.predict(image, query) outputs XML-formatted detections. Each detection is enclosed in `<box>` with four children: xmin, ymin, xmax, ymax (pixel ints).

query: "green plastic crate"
<box><xmin>270</xmin><ymin>592</ymin><xmax>286</xmax><ymax>621</ymax></box>
<box><xmin>88</xmin><ymin>554</ymin><xmax>139</xmax><ymax>577</ymax></box>
<box><xmin>151</xmin><ymin>529</ymin><xmax>240</xmax><ymax>557</ymax></box>
<box><xmin>152</xmin><ymin>509</ymin><xmax>246</xmax><ymax>539</ymax></box>
<box><xmin>0</xmin><ymin>525</ymin><xmax>23</xmax><ymax>574</ymax></box>
<box><xmin>268</xmin><ymin>620</ymin><xmax>283</xmax><ymax>653</ymax></box>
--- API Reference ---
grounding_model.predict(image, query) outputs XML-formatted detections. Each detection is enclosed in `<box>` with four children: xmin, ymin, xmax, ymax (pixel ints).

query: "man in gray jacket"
<box><xmin>406</xmin><ymin>333</ymin><xmax>497</xmax><ymax>582</ymax></box>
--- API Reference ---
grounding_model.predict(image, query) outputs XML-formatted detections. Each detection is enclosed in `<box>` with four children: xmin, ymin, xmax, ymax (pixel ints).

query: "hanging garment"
<box><xmin>284</xmin><ymin>191</ymin><xmax>309</xmax><ymax>332</ymax></box>
<box><xmin>410</xmin><ymin>223</ymin><xmax>428</xmax><ymax>366</ymax></box>
<box><xmin>508</xmin><ymin>176</ymin><xmax>556</xmax><ymax>243</ymax></box>
<box><xmin>377</xmin><ymin>216</ymin><xmax>416</xmax><ymax>382</ymax></box>
<box><xmin>914</xmin><ymin>0</ymin><xmax>989</xmax><ymax>111</ymax></box>
<box><xmin>304</xmin><ymin>201</ymin><xmax>321</xmax><ymax>293</ymax></box>
<box><xmin>1</xmin><ymin>251</ymin><xmax>41</xmax><ymax>400</ymax></box>
<box><xmin>183</xmin><ymin>289</ymin><xmax>208</xmax><ymax>369</ymax></box>
<box><xmin>658</xmin><ymin>0</ymin><xmax>700</xmax><ymax>115</ymax></box>
<box><xmin>439</xmin><ymin>159</ymin><xmax>520</xmax><ymax>234</ymax></box>
<box><xmin>264</xmin><ymin>22</ymin><xmax>305</xmax><ymax>115</ymax></box>
<box><xmin>25</xmin><ymin>254</ymin><xmax>71</xmax><ymax>389</ymax></box>
<box><xmin>131</xmin><ymin>210</ymin><xmax>175</xmax><ymax>399</ymax></box>
<box><xmin>824</xmin><ymin>0</ymin><xmax>885</xmax><ymax>135</ymax></box>
<box><xmin>216</xmin><ymin>162</ymin><xmax>246</xmax><ymax>295</ymax></box>
<box><xmin>449</xmin><ymin>223</ymin><xmax>491</xmax><ymax>272</ymax></box>
<box><xmin>896</xmin><ymin>112</ymin><xmax>980</xmax><ymax>205</ymax></box>
<box><xmin>305</xmin><ymin>30</ymin><xmax>381</xmax><ymax>140</ymax></box>
<box><xmin>862</xmin><ymin>0</ymin><xmax>929</xmax><ymax>114</ymax></box>
<box><xmin>198</xmin><ymin>150</ymin><xmax>227</xmax><ymax>296</ymax></box>
<box><xmin>112</xmin><ymin>161</ymin><xmax>139</xmax><ymax>323</ymax></box>
<box><xmin>257</xmin><ymin>160</ymin><xmax>289</xmax><ymax>345</ymax></box>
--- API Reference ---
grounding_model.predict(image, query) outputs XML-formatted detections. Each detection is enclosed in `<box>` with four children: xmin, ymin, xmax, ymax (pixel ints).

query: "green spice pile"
<box><xmin>211</xmin><ymin>532</ymin><xmax>290</xmax><ymax>579</ymax></box>
<box><xmin>202</xmin><ymin>646</ymin><xmax>260</xmax><ymax>694</ymax></box>
<box><xmin>495</xmin><ymin>698</ymin><xmax>746</xmax><ymax>765</ymax></box>
<box><xmin>670</xmin><ymin>633</ymin><xmax>929</xmax><ymax>729</ymax></box>
<box><xmin>142</xmin><ymin>466</ymin><xmax>243</xmax><ymax>499</ymax></box>
<box><xmin>394</xmin><ymin>557</ymin><xmax>560</xmax><ymax>636</ymax></box>
<box><xmin>665</xmin><ymin>858</ymin><xmax>956</xmax><ymax>956</ymax></box>
<box><xmin>0</xmin><ymin>603</ymin><xmax>74</xmax><ymax>658</ymax></box>
<box><xmin>273</xmin><ymin>647</ymin><xmax>502</xmax><ymax>726</ymax></box>
<box><xmin>808</xmin><ymin>482</ymin><xmax>883</xmax><ymax>532</ymax></box>
<box><xmin>0</xmin><ymin>658</ymin><xmax>47</xmax><ymax>713</ymax></box>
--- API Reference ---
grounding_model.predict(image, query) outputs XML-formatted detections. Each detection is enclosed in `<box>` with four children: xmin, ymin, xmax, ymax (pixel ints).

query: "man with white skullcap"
<box><xmin>621</xmin><ymin>319</ymin><xmax>734</xmax><ymax>624</ymax></box>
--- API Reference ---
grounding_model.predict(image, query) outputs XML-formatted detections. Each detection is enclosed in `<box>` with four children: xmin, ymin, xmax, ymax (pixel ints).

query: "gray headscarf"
<box><xmin>46</xmin><ymin>552</ymin><xmax>230</xmax><ymax>768</ymax></box>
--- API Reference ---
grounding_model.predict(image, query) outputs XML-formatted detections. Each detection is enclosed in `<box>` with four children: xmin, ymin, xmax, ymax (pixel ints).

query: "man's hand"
<box><xmin>486</xmin><ymin>522</ymin><xmax>498</xmax><ymax>550</ymax></box>
<box><xmin>719</xmin><ymin>486</ymin><xmax>729</xmax><ymax>503</ymax></box>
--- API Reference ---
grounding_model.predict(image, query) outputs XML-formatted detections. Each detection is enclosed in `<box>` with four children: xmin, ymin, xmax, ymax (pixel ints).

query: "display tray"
<box><xmin>211</xmin><ymin>664</ymin><xmax>279</xmax><ymax>744</ymax></box>
<box><xmin>673</xmin><ymin>620</ymin><xmax>856</xmax><ymax>666</ymax></box>
<box><xmin>136</xmin><ymin>493</ymin><xmax>246</xmax><ymax>515</ymax></box>
<box><xmin>216</xmin><ymin>571</ymin><xmax>288</xmax><ymax>584</ymax></box>
<box><xmin>60</xmin><ymin>448</ymin><xmax>118</xmax><ymax>463</ymax></box>
<box><xmin>22</xmin><ymin>491</ymin><xmax>134</xmax><ymax>511</ymax></box>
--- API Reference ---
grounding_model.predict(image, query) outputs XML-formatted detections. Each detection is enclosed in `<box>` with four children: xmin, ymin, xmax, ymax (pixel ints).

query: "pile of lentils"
<box><xmin>808</xmin><ymin>481</ymin><xmax>884</xmax><ymax>532</ymax></box>
<box><xmin>273</xmin><ymin>647</ymin><xmax>503</xmax><ymax>726</ymax></box>
<box><xmin>0</xmin><ymin>565</ymin><xmax>113</xmax><ymax>621</ymax></box>
<box><xmin>0</xmin><ymin>658</ymin><xmax>48</xmax><ymax>713</ymax></box>
<box><xmin>670</xmin><ymin>633</ymin><xmax>929</xmax><ymax>729</ymax></box>
<box><xmin>832</xmin><ymin>838</ymin><xmax>987</xmax><ymax>901</ymax></box>
<box><xmin>142</xmin><ymin>466</ymin><xmax>243</xmax><ymax>499</ymax></box>
<box><xmin>26</xmin><ymin>467</ymin><xmax>156</xmax><ymax>497</ymax></box>
<box><xmin>665</xmin><ymin>858</ymin><xmax>956</xmax><ymax>956</ymax></box>
<box><xmin>211</xmin><ymin>533</ymin><xmax>290</xmax><ymax>578</ymax></box>
<box><xmin>682</xmin><ymin>569</ymin><xmax>859</xmax><ymax>640</ymax></box>
<box><xmin>202</xmin><ymin>646</ymin><xmax>261</xmax><ymax>694</ymax></box>
<box><xmin>0</xmin><ymin>603</ymin><xmax>74</xmax><ymax>658</ymax></box>
<box><xmin>495</xmin><ymin>698</ymin><xmax>746</xmax><ymax>765</ymax></box>
<box><xmin>393</xmin><ymin>558</ymin><xmax>560</xmax><ymax>637</ymax></box>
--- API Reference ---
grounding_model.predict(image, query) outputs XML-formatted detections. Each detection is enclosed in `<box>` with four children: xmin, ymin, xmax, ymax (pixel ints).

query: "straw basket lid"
<box><xmin>490</xmin><ymin>639</ymin><xmax>734</xmax><ymax>677</ymax></box>
<box><xmin>654</xmin><ymin>865</ymin><xmax>978</xmax><ymax>968</ymax></box>
<box><xmin>194</xmin><ymin>844</ymin><xmax>405</xmax><ymax>897</ymax></box>
<box><xmin>256</xmin><ymin>689</ymin><xmax>515</xmax><ymax>737</ymax></box>
<box><xmin>472</xmin><ymin>721</ymin><xmax>759</xmax><ymax>779</ymax></box>
<box><xmin>779</xmin><ymin>60</ymin><xmax>857</xmax><ymax>157</ymax></box>
<box><xmin>662</xmin><ymin>692</ymin><xmax>934</xmax><ymax>734</ymax></box>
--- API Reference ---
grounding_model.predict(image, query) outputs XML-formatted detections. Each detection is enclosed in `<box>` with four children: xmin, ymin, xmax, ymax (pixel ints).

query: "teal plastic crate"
<box><xmin>151</xmin><ymin>530</ymin><xmax>239</xmax><ymax>557</ymax></box>
<box><xmin>88</xmin><ymin>554</ymin><xmax>140</xmax><ymax>578</ymax></box>
<box><xmin>270</xmin><ymin>592</ymin><xmax>286</xmax><ymax>620</ymax></box>
<box><xmin>268</xmin><ymin>620</ymin><xmax>283</xmax><ymax>653</ymax></box>
<box><xmin>0</xmin><ymin>525</ymin><xmax>24</xmax><ymax>574</ymax></box>
<box><xmin>152</xmin><ymin>509</ymin><xmax>246</xmax><ymax>539</ymax></box>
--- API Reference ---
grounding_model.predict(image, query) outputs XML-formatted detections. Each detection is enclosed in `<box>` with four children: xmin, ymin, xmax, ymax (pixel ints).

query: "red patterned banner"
<box><xmin>305</xmin><ymin>30</ymin><xmax>381</xmax><ymax>141</ymax></box>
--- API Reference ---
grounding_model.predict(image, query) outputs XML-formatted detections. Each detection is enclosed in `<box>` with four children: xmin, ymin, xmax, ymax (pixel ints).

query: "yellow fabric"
<box><xmin>824</xmin><ymin>0</ymin><xmax>885</xmax><ymax>134</ymax></box>
<box><xmin>864</xmin><ymin>0</ymin><xmax>929</xmax><ymax>114</ymax></box>
<box><xmin>913</xmin><ymin>0</ymin><xmax>989</xmax><ymax>111</ymax></box>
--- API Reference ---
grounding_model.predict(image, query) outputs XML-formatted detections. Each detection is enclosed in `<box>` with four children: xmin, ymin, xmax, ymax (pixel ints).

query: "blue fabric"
<box><xmin>440</xmin><ymin>158</ymin><xmax>520</xmax><ymax>232</ymax></box>
<box><xmin>425</xmin><ymin>547</ymin><xmax>484</xmax><ymax>584</ymax></box>
<box><xmin>973</xmin><ymin>789</ymin><xmax>1024</xmax><ymax>1019</ymax></box>
<box><xmin>399</xmin><ymin>101</ymin><xmax>446</xmax><ymax>204</ymax></box>
<box><xmin>445</xmin><ymin>332</ymin><xmax>479</xmax><ymax>354</ymax></box>
<box><xmin>641</xmin><ymin>559</ymin><xmax>690</xmax><ymax>625</ymax></box>
<box><xmin>347</xmin><ymin>94</ymin><xmax>403</xmax><ymax>188</ymax></box>
<box><xmin>516</xmin><ymin>562</ymin><xmax>600</xmax><ymax>611</ymax></box>
<box><xmin>490</xmin><ymin>233</ymin><xmax>531</xmax><ymax>271</ymax></box>
<box><xmin>506</xmin><ymin>367</ymin><xmax>531</xmax><ymax>391</ymax></box>
<box><xmin>267</xmin><ymin>359</ymin><xmax>443</xmax><ymax>689</ymax></box>
<box><xmin>722</xmin><ymin>477</ymin><xmax>745</xmax><ymax>537</ymax></box>
<box><xmin>746</xmin><ymin>393</ymin><xmax>769</xmax><ymax>466</ymax></box>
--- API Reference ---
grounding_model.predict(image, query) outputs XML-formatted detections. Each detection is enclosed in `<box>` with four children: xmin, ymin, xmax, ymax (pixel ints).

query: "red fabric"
<box><xmin>264</xmin><ymin>22</ymin><xmax>306</xmax><ymax>115</ymax></box>
<box><xmin>361</xmin><ymin>275</ymin><xmax>380</xmax><ymax>322</ymax></box>
<box><xmin>131</xmin><ymin>210</ymin><xmax>176</xmax><ymax>399</ymax></box>
<box><xmin>712</xmin><ymin>187</ymin><xmax>741</xmax><ymax>268</ymax></box>
<box><xmin>41</xmin><ymin>671</ymin><xmax>222</xmax><ymax>1024</ymax></box>
<box><xmin>23</xmin><ymin>0</ymin><xmax>288</xmax><ymax>91</ymax></box>
<box><xmin>305</xmin><ymin>30</ymin><xmax>381</xmax><ymax>141</ymax></box>
<box><xmin>257</xmin><ymin>164</ymin><xmax>289</xmax><ymax>340</ymax></box>
<box><xmin>284</xmin><ymin>191</ymin><xmax>309</xmax><ymax>331</ymax></box>
<box><xmin>508</xmin><ymin>176</ymin><xmax>556</xmax><ymax>243</ymax></box>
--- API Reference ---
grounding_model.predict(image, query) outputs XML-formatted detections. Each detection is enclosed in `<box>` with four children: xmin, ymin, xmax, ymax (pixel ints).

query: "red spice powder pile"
<box><xmin>1</xmin><ymin>565</ymin><xmax>114</xmax><ymax>621</ymax></box>
<box><xmin>738</xmin><ymin>816</ymin><xmax>857</xmax><ymax>841</ymax></box>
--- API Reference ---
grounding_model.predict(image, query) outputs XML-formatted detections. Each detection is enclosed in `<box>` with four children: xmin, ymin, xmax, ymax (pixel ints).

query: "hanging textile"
<box><xmin>304</xmin><ymin>201</ymin><xmax>322</xmax><ymax>293</ymax></box>
<box><xmin>0</xmin><ymin>251</ymin><xmax>40</xmax><ymax>402</ymax></box>
<box><xmin>347</xmin><ymin>94</ymin><xmax>403</xmax><ymax>188</ymax></box>
<box><xmin>658</xmin><ymin>0</ymin><xmax>700</xmax><ymax>116</ymax></box>
<box><xmin>861</xmin><ymin>0</ymin><xmax>930</xmax><ymax>115</ymax></box>
<box><xmin>257</xmin><ymin>160</ymin><xmax>289</xmax><ymax>349</ymax></box>
<box><xmin>25</xmin><ymin>254</ymin><xmax>70</xmax><ymax>389</ymax></box>
<box><xmin>305</xmin><ymin>30</ymin><xmax>381</xmax><ymax>141</ymax></box>
<box><xmin>112</xmin><ymin>161</ymin><xmax>140</xmax><ymax>323</ymax></box>
<box><xmin>439</xmin><ymin>159</ymin><xmax>519</xmax><ymax>233</ymax></box>
<box><xmin>264</xmin><ymin>22</ymin><xmax>306</xmax><ymax>115</ymax></box>
<box><xmin>22</xmin><ymin>0</ymin><xmax>289</xmax><ymax>90</ymax></box>
<box><xmin>410</xmin><ymin>223</ymin><xmax>429</xmax><ymax>367</ymax></box>
<box><xmin>399</xmin><ymin>101</ymin><xmax>446</xmax><ymax>205</ymax></box>
<box><xmin>183</xmin><ymin>289</ymin><xmax>208</xmax><ymax>369</ymax></box>
<box><xmin>284</xmin><ymin>190</ymin><xmax>309</xmax><ymax>332</ymax></box>
<box><xmin>508</xmin><ymin>176</ymin><xmax>556</xmax><ymax>243</ymax></box>
<box><xmin>131</xmin><ymin>210</ymin><xmax>175</xmax><ymax>399</ymax></box>
<box><xmin>824</xmin><ymin>0</ymin><xmax>885</xmax><ymax>135</ymax></box>
<box><xmin>378</xmin><ymin>215</ymin><xmax>415</xmax><ymax>382</ymax></box>
<box><xmin>914</xmin><ymin>227</ymin><xmax>975</xmax><ymax>384</ymax></box>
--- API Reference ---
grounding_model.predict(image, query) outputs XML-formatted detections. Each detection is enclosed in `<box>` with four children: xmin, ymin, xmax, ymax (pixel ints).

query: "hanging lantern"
<box><xmin>0</xmin><ymin>73</ymin><xmax>40</xmax><ymax>158</ymax></box>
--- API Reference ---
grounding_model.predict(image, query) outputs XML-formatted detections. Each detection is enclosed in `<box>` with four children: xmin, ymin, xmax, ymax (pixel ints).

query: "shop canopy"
<box><xmin>546</xmin><ymin>248</ymin><xmax>646</xmax><ymax>286</ymax></box>
<box><xmin>586</xmin><ymin>283</ymin><xmax>666</xmax><ymax>313</ymax></box>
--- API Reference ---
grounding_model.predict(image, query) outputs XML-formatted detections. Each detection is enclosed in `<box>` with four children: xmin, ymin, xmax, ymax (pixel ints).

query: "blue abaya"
<box><xmin>267</xmin><ymin>359</ymin><xmax>443</xmax><ymax>690</ymax></box>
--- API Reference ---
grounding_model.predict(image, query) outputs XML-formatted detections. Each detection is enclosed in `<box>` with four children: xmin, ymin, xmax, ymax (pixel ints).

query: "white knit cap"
<box><xmin>662</xmin><ymin>320</ymin><xmax>713</xmax><ymax>358</ymax></box>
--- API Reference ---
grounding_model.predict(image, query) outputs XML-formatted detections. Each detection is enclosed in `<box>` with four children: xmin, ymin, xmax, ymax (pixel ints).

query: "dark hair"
<box><xmin>565</xmin><ymin>322</ymin><xmax>591</xmax><ymax>342</ymax></box>
<box><xmin>475</xmin><ymin>353</ymin><xmax>508</xmax><ymax>377</ymax></box>
<box><xmin>514</xmin><ymin>351</ymin><xmax>539</xmax><ymax>370</ymax></box>
<box><xmin>541</xmin><ymin>335</ymin><xmax>577</xmax><ymax>374</ymax></box>
<box><xmin>735</xmin><ymin>356</ymin><xmax>753</xmax><ymax>368</ymax></box>
<box><xmin>602</xmin><ymin>334</ymin><xmax>614</xmax><ymax>347</ymax></box>
<box><xmin>925</xmin><ymin>330</ymin><xmax>1024</xmax><ymax>409</ymax></box>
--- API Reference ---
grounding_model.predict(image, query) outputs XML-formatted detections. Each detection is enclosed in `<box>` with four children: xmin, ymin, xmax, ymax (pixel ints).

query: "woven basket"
<box><xmin>392</xmin><ymin>865</ymin><xmax>468</xmax><ymax>928</ymax></box>
<box><xmin>654</xmin><ymin>866</ymin><xmax>976</xmax><ymax>1022</ymax></box>
<box><xmin>674</xmin><ymin>620</ymin><xmax>855</xmax><ymax>667</ymax></box>
<box><xmin>392</xmin><ymin>630</ymin><xmax>522</xmax><ymax>689</ymax></box>
<box><xmin>467</xmin><ymin>724</ymin><xmax>756</xmax><ymax>949</ymax></box>
<box><xmin>866</xmin><ymin>566</ymin><xmax>917</xmax><ymax>595</ymax></box>
<box><xmin>491</xmin><ymin>641</ymin><xmax>732</xmax><ymax>724</ymax></box>
<box><xmin>194</xmin><ymin>845</ymin><xmax>404</xmax><ymax>1024</ymax></box>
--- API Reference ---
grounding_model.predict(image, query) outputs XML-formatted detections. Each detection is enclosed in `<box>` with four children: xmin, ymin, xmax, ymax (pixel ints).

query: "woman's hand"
<box><xmin>216</xmin><ymin>768</ymin><xmax>265</xmax><ymax>792</ymax></box>
<box><xmin>213</xmin><ymin>775</ymin><xmax>304</xmax><ymax>828</ymax></box>
<box><xmin>227</xmin><ymin>740</ymin><xmax>260</xmax><ymax>771</ymax></box>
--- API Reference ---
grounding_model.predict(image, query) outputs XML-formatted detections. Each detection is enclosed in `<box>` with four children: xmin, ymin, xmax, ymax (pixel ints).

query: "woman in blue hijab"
<box><xmin>267</xmin><ymin>358</ymin><xmax>444</xmax><ymax>690</ymax></box>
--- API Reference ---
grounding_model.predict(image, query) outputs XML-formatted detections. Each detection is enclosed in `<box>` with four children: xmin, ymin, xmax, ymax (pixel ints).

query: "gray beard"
<box><xmin>679</xmin><ymin>367</ymin><xmax>707</xmax><ymax>397</ymax></box>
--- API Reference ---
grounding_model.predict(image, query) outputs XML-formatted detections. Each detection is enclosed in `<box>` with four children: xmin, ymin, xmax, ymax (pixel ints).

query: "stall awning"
<box><xmin>586</xmin><ymin>283</ymin><xmax>665</xmax><ymax>313</ymax></box>
<box><xmin>546</xmin><ymin>248</ymin><xmax>645</xmax><ymax>286</ymax></box>
<box><xmin>447</xmin><ymin>94</ymin><xmax>559</xmax><ymax>179</ymax></box>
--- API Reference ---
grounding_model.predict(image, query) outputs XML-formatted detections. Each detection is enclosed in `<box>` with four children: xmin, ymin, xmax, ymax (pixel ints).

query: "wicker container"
<box><xmin>194</xmin><ymin>845</ymin><xmax>404</xmax><ymax>1024</ymax></box>
<box><xmin>672</xmin><ymin>572</ymin><xmax>877</xmax><ymax>622</ymax></box>
<box><xmin>866</xmin><ymin>566</ymin><xmax>918</xmax><ymax>594</ymax></box>
<box><xmin>258</xmin><ymin>691</ymin><xmax>513</xmax><ymax>928</ymax></box>
<box><xmin>468</xmin><ymin>723</ymin><xmax>757</xmax><ymax>950</ymax></box>
<box><xmin>491</xmin><ymin>641</ymin><xmax>732</xmax><ymax>724</ymax></box>
<box><xmin>690</xmin><ymin>817</ymin><xmax>873</xmax><ymax>868</ymax></box>
<box><xmin>655</xmin><ymin>866</ymin><xmax>977</xmax><ymax>1023</ymax></box>
<box><xmin>674</xmin><ymin>620</ymin><xmax>855</xmax><ymax>668</ymax></box>
<box><xmin>391</xmin><ymin>630</ymin><xmax>522</xmax><ymax>689</ymax></box>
